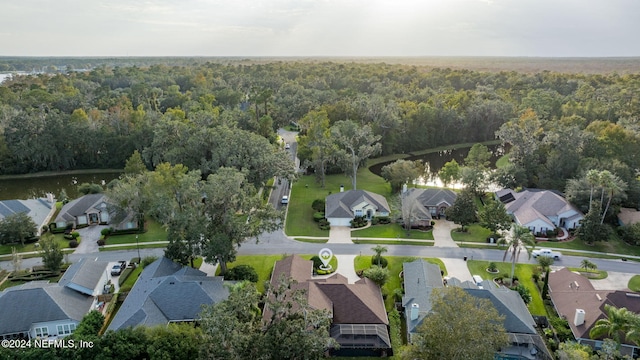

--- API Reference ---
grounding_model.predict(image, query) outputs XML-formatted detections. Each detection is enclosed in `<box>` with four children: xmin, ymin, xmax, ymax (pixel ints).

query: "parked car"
<box><xmin>281</xmin><ymin>195</ymin><xmax>289</xmax><ymax>205</ymax></box>
<box><xmin>110</xmin><ymin>261</ymin><xmax>127</xmax><ymax>276</ymax></box>
<box><xmin>285</xmin><ymin>143</ymin><xmax>291</xmax><ymax>150</ymax></box>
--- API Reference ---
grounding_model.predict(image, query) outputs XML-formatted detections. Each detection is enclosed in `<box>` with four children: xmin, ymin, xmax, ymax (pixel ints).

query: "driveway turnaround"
<box><xmin>431</xmin><ymin>219</ymin><xmax>459</xmax><ymax>247</ymax></box>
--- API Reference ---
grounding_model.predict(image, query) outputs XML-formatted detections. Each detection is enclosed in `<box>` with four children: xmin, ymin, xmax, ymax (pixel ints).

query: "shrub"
<box><xmin>378</xmin><ymin>216</ymin><xmax>391</xmax><ymax>224</ymax></box>
<box><xmin>96</xmin><ymin>239</ymin><xmax>105</xmax><ymax>246</ymax></box>
<box><xmin>512</xmin><ymin>284</ymin><xmax>532</xmax><ymax>304</ymax></box>
<box><xmin>64</xmin><ymin>234</ymin><xmax>74</xmax><ymax>240</ymax></box>
<box><xmin>371</xmin><ymin>255</ymin><xmax>388</xmax><ymax>268</ymax></box>
<box><xmin>310</xmin><ymin>256</ymin><xmax>323</xmax><ymax>269</ymax></box>
<box><xmin>101</xmin><ymin>228</ymin><xmax>112</xmax><ymax>236</ymax></box>
<box><xmin>130</xmin><ymin>257</ymin><xmax>141</xmax><ymax>265</ymax></box>
<box><xmin>24</xmin><ymin>236</ymin><xmax>40</xmax><ymax>244</ymax></box>
<box><xmin>72</xmin><ymin>231</ymin><xmax>80</xmax><ymax>239</ymax></box>
<box><xmin>351</xmin><ymin>216</ymin><xmax>368</xmax><ymax>228</ymax></box>
<box><xmin>313</xmin><ymin>212</ymin><xmax>325</xmax><ymax>222</ymax></box>
<box><xmin>118</xmin><ymin>268</ymin><xmax>133</xmax><ymax>286</ymax></box>
<box><xmin>487</xmin><ymin>262</ymin><xmax>498</xmax><ymax>272</ymax></box>
<box><xmin>69</xmin><ymin>240</ymin><xmax>79</xmax><ymax>248</ymax></box>
<box><xmin>224</xmin><ymin>265</ymin><xmax>258</xmax><ymax>282</ymax></box>
<box><xmin>41</xmin><ymin>225</ymin><xmax>49</xmax><ymax>233</ymax></box>
<box><xmin>318</xmin><ymin>219</ymin><xmax>330</xmax><ymax>230</ymax></box>
<box><xmin>141</xmin><ymin>256</ymin><xmax>158</xmax><ymax>268</ymax></box>
<box><xmin>371</xmin><ymin>217</ymin><xmax>379</xmax><ymax>225</ymax></box>
<box><xmin>311</xmin><ymin>199</ymin><xmax>325</xmax><ymax>212</ymax></box>
<box><xmin>430</xmin><ymin>220</ymin><xmax>436</xmax><ymax>226</ymax></box>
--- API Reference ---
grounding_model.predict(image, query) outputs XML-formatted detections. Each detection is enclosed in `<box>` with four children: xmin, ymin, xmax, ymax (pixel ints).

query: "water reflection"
<box><xmin>0</xmin><ymin>172</ymin><xmax>121</xmax><ymax>200</ymax></box>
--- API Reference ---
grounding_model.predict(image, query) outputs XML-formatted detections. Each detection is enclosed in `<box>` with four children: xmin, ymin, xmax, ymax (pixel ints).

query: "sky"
<box><xmin>1</xmin><ymin>0</ymin><xmax>639</xmax><ymax>57</ymax></box>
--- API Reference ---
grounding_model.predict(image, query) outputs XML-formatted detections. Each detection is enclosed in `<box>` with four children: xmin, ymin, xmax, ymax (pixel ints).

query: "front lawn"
<box><xmin>103</xmin><ymin>219</ymin><xmax>167</xmax><ymax>245</ymax></box>
<box><xmin>0</xmin><ymin>234</ymin><xmax>71</xmax><ymax>255</ymax></box>
<box><xmin>217</xmin><ymin>255</ymin><xmax>283</xmax><ymax>293</ymax></box>
<box><xmin>629</xmin><ymin>275</ymin><xmax>640</xmax><ymax>292</ymax></box>
<box><xmin>352</xmin><ymin>223</ymin><xmax>434</xmax><ymax>240</ymax></box>
<box><xmin>467</xmin><ymin>260</ymin><xmax>546</xmax><ymax>316</ymax></box>
<box><xmin>449</xmin><ymin>224</ymin><xmax>492</xmax><ymax>243</ymax></box>
<box><xmin>285</xmin><ymin>168</ymin><xmax>391</xmax><ymax>236</ymax></box>
<box><xmin>536</xmin><ymin>234</ymin><xmax>640</xmax><ymax>257</ymax></box>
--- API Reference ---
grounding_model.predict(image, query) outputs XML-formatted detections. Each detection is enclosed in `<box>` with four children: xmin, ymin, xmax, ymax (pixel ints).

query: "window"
<box><xmin>56</xmin><ymin>324</ymin><xmax>76</xmax><ymax>335</ymax></box>
<box><xmin>35</xmin><ymin>327</ymin><xmax>49</xmax><ymax>337</ymax></box>
<box><xmin>354</xmin><ymin>209</ymin><xmax>363</xmax><ymax>216</ymax></box>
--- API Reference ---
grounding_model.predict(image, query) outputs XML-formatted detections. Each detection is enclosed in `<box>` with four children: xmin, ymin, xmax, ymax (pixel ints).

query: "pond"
<box><xmin>369</xmin><ymin>144</ymin><xmax>506</xmax><ymax>188</ymax></box>
<box><xmin>0</xmin><ymin>171</ymin><xmax>122</xmax><ymax>201</ymax></box>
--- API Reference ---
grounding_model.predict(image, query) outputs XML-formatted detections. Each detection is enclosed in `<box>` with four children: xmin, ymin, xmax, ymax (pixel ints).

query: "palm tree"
<box><xmin>581</xmin><ymin>259</ymin><xmax>597</xmax><ymax>271</ymax></box>
<box><xmin>590</xmin><ymin>304</ymin><xmax>639</xmax><ymax>345</ymax></box>
<box><xmin>371</xmin><ymin>245</ymin><xmax>388</xmax><ymax>266</ymax></box>
<box><xmin>598</xmin><ymin>170</ymin><xmax>627</xmax><ymax>225</ymax></box>
<box><xmin>500</xmin><ymin>225</ymin><xmax>536</xmax><ymax>285</ymax></box>
<box><xmin>586</xmin><ymin>169</ymin><xmax>601</xmax><ymax>210</ymax></box>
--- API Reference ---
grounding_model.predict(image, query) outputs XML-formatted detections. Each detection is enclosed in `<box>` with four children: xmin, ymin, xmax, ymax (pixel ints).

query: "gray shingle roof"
<box><xmin>56</xmin><ymin>194</ymin><xmax>106</xmax><ymax>222</ymax></box>
<box><xmin>107</xmin><ymin>257</ymin><xmax>230</xmax><ymax>331</ymax></box>
<box><xmin>59</xmin><ymin>258</ymin><xmax>109</xmax><ymax>296</ymax></box>
<box><xmin>406</xmin><ymin>188</ymin><xmax>457</xmax><ymax>208</ymax></box>
<box><xmin>501</xmin><ymin>189</ymin><xmax>582</xmax><ymax>228</ymax></box>
<box><xmin>0</xmin><ymin>283</ymin><xmax>93</xmax><ymax>336</ymax></box>
<box><xmin>401</xmin><ymin>260</ymin><xmax>444</xmax><ymax>336</ymax></box>
<box><xmin>325</xmin><ymin>190</ymin><xmax>390</xmax><ymax>219</ymax></box>
<box><xmin>464</xmin><ymin>288</ymin><xmax>537</xmax><ymax>334</ymax></box>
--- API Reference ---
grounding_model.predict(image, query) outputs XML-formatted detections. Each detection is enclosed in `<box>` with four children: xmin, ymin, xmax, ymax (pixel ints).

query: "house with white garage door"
<box><xmin>325</xmin><ymin>189</ymin><xmax>390</xmax><ymax>227</ymax></box>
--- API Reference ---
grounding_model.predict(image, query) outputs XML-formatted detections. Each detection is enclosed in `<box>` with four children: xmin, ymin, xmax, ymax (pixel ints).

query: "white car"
<box><xmin>285</xmin><ymin>143</ymin><xmax>291</xmax><ymax>150</ymax></box>
<box><xmin>281</xmin><ymin>195</ymin><xmax>289</xmax><ymax>205</ymax></box>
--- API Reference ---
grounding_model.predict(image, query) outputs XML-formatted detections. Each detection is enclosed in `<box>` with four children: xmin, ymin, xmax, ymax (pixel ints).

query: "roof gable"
<box><xmin>325</xmin><ymin>190</ymin><xmax>390</xmax><ymax>218</ymax></box>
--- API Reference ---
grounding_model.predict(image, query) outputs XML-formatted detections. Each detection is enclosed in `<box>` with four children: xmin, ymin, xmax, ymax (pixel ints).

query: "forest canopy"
<box><xmin>1</xmin><ymin>60</ymin><xmax>639</xmax><ymax>205</ymax></box>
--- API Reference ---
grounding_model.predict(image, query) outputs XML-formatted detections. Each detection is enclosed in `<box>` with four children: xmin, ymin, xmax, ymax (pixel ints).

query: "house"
<box><xmin>107</xmin><ymin>257</ymin><xmax>231</xmax><ymax>331</ymax></box>
<box><xmin>54</xmin><ymin>193</ymin><xmax>137</xmax><ymax>231</ymax></box>
<box><xmin>325</xmin><ymin>189</ymin><xmax>390</xmax><ymax>227</ymax></box>
<box><xmin>0</xmin><ymin>195</ymin><xmax>57</xmax><ymax>236</ymax></box>
<box><xmin>0</xmin><ymin>281</ymin><xmax>94</xmax><ymax>340</ymax></box>
<box><xmin>496</xmin><ymin>188</ymin><xmax>584</xmax><ymax>234</ymax></box>
<box><xmin>548</xmin><ymin>268</ymin><xmax>640</xmax><ymax>357</ymax></box>
<box><xmin>58</xmin><ymin>258</ymin><xmax>110</xmax><ymax>296</ymax></box>
<box><xmin>402</xmin><ymin>259</ymin><xmax>552</xmax><ymax>359</ymax></box>
<box><xmin>265</xmin><ymin>255</ymin><xmax>392</xmax><ymax>357</ymax></box>
<box><xmin>402</xmin><ymin>188</ymin><xmax>457</xmax><ymax>227</ymax></box>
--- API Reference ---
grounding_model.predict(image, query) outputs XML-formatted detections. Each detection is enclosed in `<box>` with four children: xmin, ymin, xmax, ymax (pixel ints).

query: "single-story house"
<box><xmin>0</xmin><ymin>281</ymin><xmax>93</xmax><ymax>340</ymax></box>
<box><xmin>107</xmin><ymin>257</ymin><xmax>231</xmax><ymax>331</ymax></box>
<box><xmin>54</xmin><ymin>194</ymin><xmax>137</xmax><ymax>231</ymax></box>
<box><xmin>265</xmin><ymin>255</ymin><xmax>392</xmax><ymax>357</ymax></box>
<box><xmin>402</xmin><ymin>259</ymin><xmax>552</xmax><ymax>359</ymax></box>
<box><xmin>325</xmin><ymin>189</ymin><xmax>390</xmax><ymax>227</ymax></box>
<box><xmin>496</xmin><ymin>188</ymin><xmax>584</xmax><ymax>234</ymax></box>
<box><xmin>402</xmin><ymin>188</ymin><xmax>457</xmax><ymax>226</ymax></box>
<box><xmin>58</xmin><ymin>258</ymin><xmax>110</xmax><ymax>297</ymax></box>
<box><xmin>548</xmin><ymin>268</ymin><xmax>640</xmax><ymax>357</ymax></box>
<box><xmin>0</xmin><ymin>195</ymin><xmax>57</xmax><ymax>236</ymax></box>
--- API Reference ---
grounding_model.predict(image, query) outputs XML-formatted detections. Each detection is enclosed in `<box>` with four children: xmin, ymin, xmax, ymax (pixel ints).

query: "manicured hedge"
<box><xmin>118</xmin><ymin>268</ymin><xmax>133</xmax><ymax>286</ymax></box>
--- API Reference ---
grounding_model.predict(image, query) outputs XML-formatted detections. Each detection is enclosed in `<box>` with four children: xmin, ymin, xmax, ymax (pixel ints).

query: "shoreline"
<box><xmin>0</xmin><ymin>169</ymin><xmax>122</xmax><ymax>180</ymax></box>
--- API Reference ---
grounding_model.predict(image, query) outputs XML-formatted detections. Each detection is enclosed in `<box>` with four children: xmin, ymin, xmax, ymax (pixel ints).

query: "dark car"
<box><xmin>110</xmin><ymin>261</ymin><xmax>127</xmax><ymax>276</ymax></box>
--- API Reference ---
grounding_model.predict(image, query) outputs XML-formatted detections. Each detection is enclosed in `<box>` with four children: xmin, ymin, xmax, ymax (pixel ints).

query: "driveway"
<box><xmin>432</xmin><ymin>219</ymin><xmax>458</xmax><ymax>247</ymax></box>
<box><xmin>590</xmin><ymin>271</ymin><xmax>635</xmax><ymax>291</ymax></box>
<box><xmin>74</xmin><ymin>225</ymin><xmax>107</xmax><ymax>254</ymax></box>
<box><xmin>328</xmin><ymin>226</ymin><xmax>352</xmax><ymax>244</ymax></box>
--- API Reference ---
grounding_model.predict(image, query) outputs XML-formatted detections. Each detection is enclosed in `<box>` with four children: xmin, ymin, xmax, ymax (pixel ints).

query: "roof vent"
<box><xmin>626</xmin><ymin>293</ymin><xmax>640</xmax><ymax>298</ymax></box>
<box><xmin>596</xmin><ymin>294</ymin><xmax>602</xmax><ymax>301</ymax></box>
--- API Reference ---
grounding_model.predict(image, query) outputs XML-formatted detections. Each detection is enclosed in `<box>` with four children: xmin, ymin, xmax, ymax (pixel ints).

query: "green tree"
<box><xmin>73</xmin><ymin>310</ymin><xmax>105</xmax><ymax>338</ymax></box>
<box><xmin>556</xmin><ymin>341</ymin><xmax>594</xmax><ymax>360</ymax></box>
<box><xmin>381</xmin><ymin>159</ymin><xmax>422</xmax><ymax>193</ymax></box>
<box><xmin>0</xmin><ymin>212</ymin><xmax>37</xmax><ymax>245</ymax></box>
<box><xmin>363</xmin><ymin>265</ymin><xmax>389</xmax><ymax>287</ymax></box>
<box><xmin>477</xmin><ymin>197</ymin><xmax>512</xmax><ymax>236</ymax></box>
<box><xmin>146</xmin><ymin>323</ymin><xmax>204</xmax><ymax>360</ymax></box>
<box><xmin>403</xmin><ymin>287</ymin><xmax>508</xmax><ymax>360</ymax></box>
<box><xmin>331</xmin><ymin>120</ymin><xmax>382</xmax><ymax>190</ymax></box>
<box><xmin>589</xmin><ymin>304</ymin><xmax>640</xmax><ymax>345</ymax></box>
<box><xmin>445</xmin><ymin>189</ymin><xmax>477</xmax><ymax>232</ymax></box>
<box><xmin>500</xmin><ymin>225</ymin><xmax>536</xmax><ymax>285</ymax></box>
<box><xmin>77</xmin><ymin>182</ymin><xmax>103</xmax><ymax>195</ymax></box>
<box><xmin>371</xmin><ymin>245</ymin><xmax>388</xmax><ymax>267</ymax></box>
<box><xmin>298</xmin><ymin>110</ymin><xmax>336</xmax><ymax>188</ymax></box>
<box><xmin>438</xmin><ymin>159</ymin><xmax>461</xmax><ymax>187</ymax></box>
<box><xmin>465</xmin><ymin>143</ymin><xmax>492</xmax><ymax>168</ymax></box>
<box><xmin>577</xmin><ymin>202</ymin><xmax>610</xmax><ymax>245</ymax></box>
<box><xmin>39</xmin><ymin>233</ymin><xmax>64</xmax><ymax>274</ymax></box>
<box><xmin>537</xmin><ymin>255</ymin><xmax>555</xmax><ymax>299</ymax></box>
<box><xmin>123</xmin><ymin>150</ymin><xmax>147</xmax><ymax>176</ymax></box>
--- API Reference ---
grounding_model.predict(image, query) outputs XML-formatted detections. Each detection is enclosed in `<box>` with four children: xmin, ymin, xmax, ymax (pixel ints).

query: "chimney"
<box><xmin>340</xmin><ymin>185</ymin><xmax>344</xmax><ymax>192</ymax></box>
<box><xmin>410</xmin><ymin>303</ymin><xmax>419</xmax><ymax>321</ymax></box>
<box><xmin>574</xmin><ymin>309</ymin><xmax>585</xmax><ymax>326</ymax></box>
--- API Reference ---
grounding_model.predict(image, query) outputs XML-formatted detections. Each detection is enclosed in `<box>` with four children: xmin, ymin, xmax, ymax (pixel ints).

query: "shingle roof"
<box><xmin>56</xmin><ymin>194</ymin><xmax>106</xmax><ymax>222</ymax></box>
<box><xmin>59</xmin><ymin>258</ymin><xmax>109</xmax><ymax>296</ymax></box>
<box><xmin>402</xmin><ymin>260</ymin><xmax>444</xmax><ymax>335</ymax></box>
<box><xmin>464</xmin><ymin>287</ymin><xmax>537</xmax><ymax>334</ymax></box>
<box><xmin>325</xmin><ymin>190</ymin><xmax>390</xmax><ymax>219</ymax></box>
<box><xmin>0</xmin><ymin>283</ymin><xmax>93</xmax><ymax>336</ymax></box>
<box><xmin>500</xmin><ymin>188</ymin><xmax>582</xmax><ymax>228</ymax></box>
<box><xmin>406</xmin><ymin>188</ymin><xmax>457</xmax><ymax>208</ymax></box>
<box><xmin>107</xmin><ymin>257</ymin><xmax>230</xmax><ymax>331</ymax></box>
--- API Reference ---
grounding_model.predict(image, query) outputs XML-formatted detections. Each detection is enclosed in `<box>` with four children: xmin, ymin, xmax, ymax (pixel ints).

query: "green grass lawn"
<box><xmin>629</xmin><ymin>275</ymin><xmax>640</xmax><ymax>292</ymax></box>
<box><xmin>355</xmin><ymin>255</ymin><xmax>446</xmax><ymax>311</ymax></box>
<box><xmin>104</xmin><ymin>220</ymin><xmax>167</xmax><ymax>245</ymax></box>
<box><xmin>99</xmin><ymin>242</ymin><xmax>168</xmax><ymax>252</ymax></box>
<box><xmin>285</xmin><ymin>164</ymin><xmax>391</xmax><ymax>236</ymax></box>
<box><xmin>467</xmin><ymin>260</ymin><xmax>546</xmax><ymax>316</ymax></box>
<box><xmin>566</xmin><ymin>267</ymin><xmax>608</xmax><ymax>280</ymax></box>
<box><xmin>352</xmin><ymin>239</ymin><xmax>434</xmax><ymax>246</ymax></box>
<box><xmin>449</xmin><ymin>223</ymin><xmax>492</xmax><ymax>243</ymax></box>
<box><xmin>352</xmin><ymin>223</ymin><xmax>434</xmax><ymax>240</ymax></box>
<box><xmin>0</xmin><ymin>234</ymin><xmax>71</xmax><ymax>255</ymax></box>
<box><xmin>536</xmin><ymin>234</ymin><xmax>640</xmax><ymax>257</ymax></box>
<box><xmin>118</xmin><ymin>265</ymin><xmax>144</xmax><ymax>292</ymax></box>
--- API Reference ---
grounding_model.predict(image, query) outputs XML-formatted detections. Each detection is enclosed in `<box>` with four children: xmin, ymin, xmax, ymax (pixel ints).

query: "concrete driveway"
<box><xmin>591</xmin><ymin>271</ymin><xmax>635</xmax><ymax>291</ymax></box>
<box><xmin>432</xmin><ymin>219</ymin><xmax>459</xmax><ymax>247</ymax></box>
<box><xmin>74</xmin><ymin>225</ymin><xmax>108</xmax><ymax>254</ymax></box>
<box><xmin>329</xmin><ymin>226</ymin><xmax>352</xmax><ymax>244</ymax></box>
